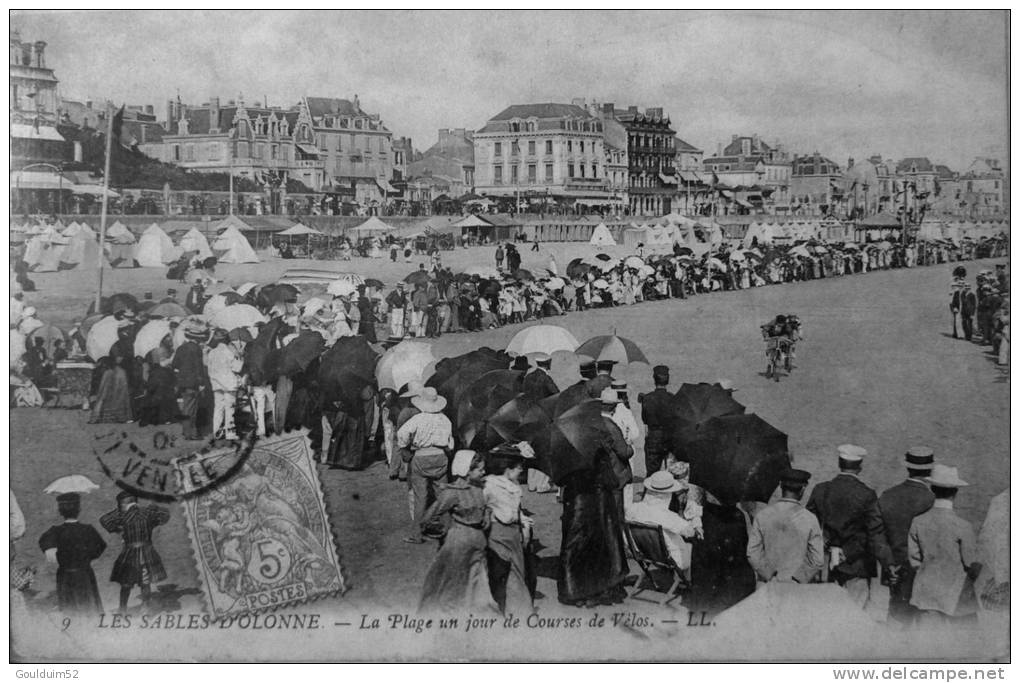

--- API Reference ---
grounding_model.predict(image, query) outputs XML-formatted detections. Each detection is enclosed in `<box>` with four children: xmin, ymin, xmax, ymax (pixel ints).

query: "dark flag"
<box><xmin>111</xmin><ymin>105</ymin><xmax>125</xmax><ymax>147</ymax></box>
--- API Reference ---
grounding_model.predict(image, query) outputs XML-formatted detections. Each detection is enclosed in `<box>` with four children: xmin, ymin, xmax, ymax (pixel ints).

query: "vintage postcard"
<box><xmin>9</xmin><ymin>9</ymin><xmax>1009</xmax><ymax>664</ymax></box>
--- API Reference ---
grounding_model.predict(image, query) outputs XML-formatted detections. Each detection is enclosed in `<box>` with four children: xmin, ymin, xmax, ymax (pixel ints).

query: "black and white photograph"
<box><xmin>7</xmin><ymin>9</ymin><xmax>1010</xmax><ymax>665</ymax></box>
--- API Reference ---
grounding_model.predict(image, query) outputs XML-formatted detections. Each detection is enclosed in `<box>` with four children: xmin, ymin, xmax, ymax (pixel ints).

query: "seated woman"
<box><xmin>418</xmin><ymin>450</ymin><xmax>497</xmax><ymax>615</ymax></box>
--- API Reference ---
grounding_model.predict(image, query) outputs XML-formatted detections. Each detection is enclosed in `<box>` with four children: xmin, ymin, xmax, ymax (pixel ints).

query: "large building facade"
<box><xmin>473</xmin><ymin>103</ymin><xmax>617</xmax><ymax>211</ymax></box>
<box><xmin>703</xmin><ymin>134</ymin><xmax>791</xmax><ymax>213</ymax></box>
<box><xmin>407</xmin><ymin>127</ymin><xmax>476</xmax><ymax>199</ymax></box>
<box><xmin>615</xmin><ymin>105</ymin><xmax>677</xmax><ymax>216</ymax></box>
<box><xmin>790</xmin><ymin>153</ymin><xmax>842</xmax><ymax>216</ymax></box>
<box><xmin>10</xmin><ymin>29</ymin><xmax>64</xmax><ymax>169</ymax></box>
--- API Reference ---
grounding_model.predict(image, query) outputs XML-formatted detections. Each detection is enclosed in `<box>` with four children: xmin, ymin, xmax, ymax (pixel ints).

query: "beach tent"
<box><xmin>28</xmin><ymin>236</ymin><xmax>65</xmax><ymax>272</ymax></box>
<box><xmin>104</xmin><ymin>221</ymin><xmax>134</xmax><ymax>241</ymax></box>
<box><xmin>213</xmin><ymin>226</ymin><xmax>259</xmax><ymax>264</ymax></box>
<box><xmin>621</xmin><ymin>227</ymin><xmax>647</xmax><ymax>249</ymax></box>
<box><xmin>277</xmin><ymin>223</ymin><xmax>323</xmax><ymax>237</ymax></box>
<box><xmin>134</xmin><ymin>223</ymin><xmax>181</xmax><ymax>267</ymax></box>
<box><xmin>742</xmin><ymin>221</ymin><xmax>772</xmax><ymax>246</ymax></box>
<box><xmin>589</xmin><ymin>223</ymin><xmax>616</xmax><ymax>246</ymax></box>
<box><xmin>59</xmin><ymin>232</ymin><xmax>107</xmax><ymax>271</ymax></box>
<box><xmin>352</xmin><ymin>216</ymin><xmax>395</xmax><ymax>239</ymax></box>
<box><xmin>178</xmin><ymin>227</ymin><xmax>213</xmax><ymax>259</ymax></box>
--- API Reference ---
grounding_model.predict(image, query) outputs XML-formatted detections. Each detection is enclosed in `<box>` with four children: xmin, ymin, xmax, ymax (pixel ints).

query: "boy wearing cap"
<box><xmin>879</xmin><ymin>446</ymin><xmax>936</xmax><ymax>627</ymax></box>
<box><xmin>39</xmin><ymin>493</ymin><xmax>107</xmax><ymax>614</ymax></box>
<box><xmin>638</xmin><ymin>365</ymin><xmax>674</xmax><ymax>476</ymax></box>
<box><xmin>100</xmin><ymin>491</ymin><xmax>171</xmax><ymax>613</ymax></box>
<box><xmin>747</xmin><ymin>469</ymin><xmax>824</xmax><ymax>584</ymax></box>
<box><xmin>806</xmin><ymin>445</ymin><xmax>893</xmax><ymax>607</ymax></box>
<box><xmin>908</xmin><ymin>465</ymin><xmax>982</xmax><ymax>627</ymax></box>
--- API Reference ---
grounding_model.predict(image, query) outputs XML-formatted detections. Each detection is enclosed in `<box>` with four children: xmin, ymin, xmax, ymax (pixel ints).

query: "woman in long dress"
<box><xmin>484</xmin><ymin>443</ymin><xmax>535</xmax><ymax>615</ymax></box>
<box><xmin>418</xmin><ymin>450</ymin><xmax>497</xmax><ymax>614</ymax></box>
<box><xmin>89</xmin><ymin>346</ymin><xmax>133</xmax><ymax>424</ymax></box>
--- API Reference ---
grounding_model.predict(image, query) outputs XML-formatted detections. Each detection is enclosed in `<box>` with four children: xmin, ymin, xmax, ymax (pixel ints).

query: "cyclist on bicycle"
<box><xmin>761</xmin><ymin>315</ymin><xmax>796</xmax><ymax>379</ymax></box>
<box><xmin>761</xmin><ymin>314</ymin><xmax>791</xmax><ymax>341</ymax></box>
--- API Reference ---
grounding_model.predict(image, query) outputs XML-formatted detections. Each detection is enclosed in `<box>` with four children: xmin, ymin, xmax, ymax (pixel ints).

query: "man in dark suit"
<box><xmin>585</xmin><ymin>359</ymin><xmax>616</xmax><ymax>398</ymax></box>
<box><xmin>951</xmin><ymin>282</ymin><xmax>977</xmax><ymax>341</ymax></box>
<box><xmin>638</xmin><ymin>365</ymin><xmax>674</xmax><ymax>475</ymax></box>
<box><xmin>806</xmin><ymin>444</ymin><xmax>893</xmax><ymax>609</ymax></box>
<box><xmin>879</xmin><ymin>446</ymin><xmax>936</xmax><ymax>628</ymax></box>
<box><xmin>522</xmin><ymin>353</ymin><xmax>558</xmax><ymax>402</ymax></box>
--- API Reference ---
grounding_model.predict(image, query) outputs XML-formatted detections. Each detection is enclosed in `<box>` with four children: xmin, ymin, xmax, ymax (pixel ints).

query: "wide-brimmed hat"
<box><xmin>926</xmin><ymin>464</ymin><xmax>968</xmax><ymax>488</ymax></box>
<box><xmin>210</xmin><ymin>327</ymin><xmax>229</xmax><ymax>342</ymax></box>
<box><xmin>400</xmin><ymin>380</ymin><xmax>424</xmax><ymax>398</ymax></box>
<box><xmin>837</xmin><ymin>444</ymin><xmax>867</xmax><ymax>464</ymax></box>
<box><xmin>644</xmin><ymin>470</ymin><xmax>684</xmax><ymax>494</ymax></box>
<box><xmin>599</xmin><ymin>387</ymin><xmax>620</xmax><ymax>404</ymax></box>
<box><xmin>184</xmin><ymin>319</ymin><xmax>209</xmax><ymax>340</ymax></box>
<box><xmin>411</xmin><ymin>387</ymin><xmax>447</xmax><ymax>413</ymax></box>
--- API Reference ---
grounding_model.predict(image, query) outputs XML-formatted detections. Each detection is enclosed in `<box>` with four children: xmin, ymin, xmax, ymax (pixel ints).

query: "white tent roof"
<box><xmin>589</xmin><ymin>223</ymin><xmax>616</xmax><ymax>246</ymax></box>
<box><xmin>104</xmin><ymin>221</ymin><xmax>135</xmax><ymax>242</ymax></box>
<box><xmin>453</xmin><ymin>214</ymin><xmax>492</xmax><ymax>228</ymax></box>
<box><xmin>178</xmin><ymin>227</ymin><xmax>213</xmax><ymax>259</ymax></box>
<box><xmin>134</xmin><ymin>223</ymin><xmax>181</xmax><ymax>267</ymax></box>
<box><xmin>277</xmin><ymin>223</ymin><xmax>322</xmax><ymax>236</ymax></box>
<box><xmin>354</xmin><ymin>216</ymin><xmax>395</xmax><ymax>234</ymax></box>
<box><xmin>213</xmin><ymin>226</ymin><xmax>260</xmax><ymax>264</ymax></box>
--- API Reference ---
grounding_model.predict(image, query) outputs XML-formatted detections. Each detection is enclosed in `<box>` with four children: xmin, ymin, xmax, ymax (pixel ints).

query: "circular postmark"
<box><xmin>93</xmin><ymin>427</ymin><xmax>257</xmax><ymax>502</ymax></box>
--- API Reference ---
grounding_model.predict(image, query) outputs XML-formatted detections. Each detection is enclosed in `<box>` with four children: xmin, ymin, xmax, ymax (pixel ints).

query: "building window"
<box><xmin>592</xmin><ymin>164</ymin><xmax>598</xmax><ymax>178</ymax></box>
<box><xmin>579</xmin><ymin>164</ymin><xmax>585</xmax><ymax>178</ymax></box>
<box><xmin>253</xmin><ymin>143</ymin><xmax>263</xmax><ymax>159</ymax></box>
<box><xmin>209</xmin><ymin>143</ymin><xmax>221</xmax><ymax>161</ymax></box>
<box><xmin>185</xmin><ymin>144</ymin><xmax>195</xmax><ymax>161</ymax></box>
<box><xmin>238</xmin><ymin>141</ymin><xmax>249</xmax><ymax>158</ymax></box>
<box><xmin>494</xmin><ymin>166</ymin><xmax>503</xmax><ymax>184</ymax></box>
<box><xmin>567</xmin><ymin>140</ymin><xmax>572</xmax><ymax>153</ymax></box>
<box><xmin>494</xmin><ymin>142</ymin><xmax>502</xmax><ymax>157</ymax></box>
<box><xmin>545</xmin><ymin>164</ymin><xmax>553</xmax><ymax>182</ymax></box>
<box><xmin>545</xmin><ymin>140</ymin><xmax>553</xmax><ymax>155</ymax></box>
<box><xmin>580</xmin><ymin>141</ymin><xmax>585</xmax><ymax>154</ymax></box>
<box><xmin>568</xmin><ymin>164</ymin><xmax>574</xmax><ymax>178</ymax></box>
<box><xmin>511</xmin><ymin>141</ymin><xmax>520</xmax><ymax>156</ymax></box>
<box><xmin>172</xmin><ymin>145</ymin><xmax>180</xmax><ymax>162</ymax></box>
<box><xmin>528</xmin><ymin>164</ymin><xmax>537</xmax><ymax>183</ymax></box>
<box><xmin>528</xmin><ymin>140</ymin><xmax>536</xmax><ymax>156</ymax></box>
<box><xmin>355</xmin><ymin>119</ymin><xmax>363</xmax><ymax>129</ymax></box>
<box><xmin>511</xmin><ymin>165</ymin><xmax>519</xmax><ymax>184</ymax></box>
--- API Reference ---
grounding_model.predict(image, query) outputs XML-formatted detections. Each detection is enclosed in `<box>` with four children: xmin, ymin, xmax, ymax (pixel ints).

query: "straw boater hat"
<box><xmin>411</xmin><ymin>387</ymin><xmax>447</xmax><ymax>413</ymax></box>
<box><xmin>184</xmin><ymin>319</ymin><xmax>209</xmax><ymax>341</ymax></box>
<box><xmin>926</xmin><ymin>464</ymin><xmax>968</xmax><ymax>488</ymax></box>
<box><xmin>644</xmin><ymin>470</ymin><xmax>684</xmax><ymax>495</ymax></box>
<box><xmin>904</xmin><ymin>446</ymin><xmax>935</xmax><ymax>472</ymax></box>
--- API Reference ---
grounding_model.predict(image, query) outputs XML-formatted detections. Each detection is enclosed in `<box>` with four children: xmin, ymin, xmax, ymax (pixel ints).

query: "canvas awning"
<box><xmin>376</xmin><ymin>178</ymin><xmax>399</xmax><ymax>194</ymax></box>
<box><xmin>11</xmin><ymin>170</ymin><xmax>71</xmax><ymax>190</ymax></box>
<box><xmin>277</xmin><ymin>224</ymin><xmax>323</xmax><ymax>236</ymax></box>
<box><xmin>295</xmin><ymin>144</ymin><xmax>321</xmax><ymax>157</ymax></box>
<box><xmin>659</xmin><ymin>173</ymin><xmax>678</xmax><ymax>184</ymax></box>
<box><xmin>10</xmin><ymin>124</ymin><xmax>65</xmax><ymax>141</ymax></box>
<box><xmin>72</xmin><ymin>184</ymin><xmax>120</xmax><ymax>198</ymax></box>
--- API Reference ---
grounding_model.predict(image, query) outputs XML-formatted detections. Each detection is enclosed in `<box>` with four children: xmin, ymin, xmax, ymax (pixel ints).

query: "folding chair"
<box><xmin>624</xmin><ymin>521</ymin><xmax>688</xmax><ymax>606</ymax></box>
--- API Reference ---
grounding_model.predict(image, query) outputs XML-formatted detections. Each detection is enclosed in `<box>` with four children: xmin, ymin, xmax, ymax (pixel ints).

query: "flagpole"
<box><xmin>95</xmin><ymin>101</ymin><xmax>114</xmax><ymax>311</ymax></box>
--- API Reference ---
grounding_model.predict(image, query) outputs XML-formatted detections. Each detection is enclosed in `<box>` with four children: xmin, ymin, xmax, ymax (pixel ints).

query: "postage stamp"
<box><xmin>176</xmin><ymin>430</ymin><xmax>346</xmax><ymax>620</ymax></box>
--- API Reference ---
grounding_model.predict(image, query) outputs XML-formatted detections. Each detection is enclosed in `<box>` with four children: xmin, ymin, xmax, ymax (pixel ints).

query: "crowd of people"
<box><xmin>7</xmin><ymin>229</ymin><xmax>1009</xmax><ymax>625</ymax></box>
<box><xmin>949</xmin><ymin>264</ymin><xmax>1010</xmax><ymax>366</ymax></box>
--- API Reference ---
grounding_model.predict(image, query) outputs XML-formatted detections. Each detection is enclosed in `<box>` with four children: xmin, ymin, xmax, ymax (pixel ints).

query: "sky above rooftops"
<box><xmin>12</xmin><ymin>10</ymin><xmax>1007</xmax><ymax>170</ymax></box>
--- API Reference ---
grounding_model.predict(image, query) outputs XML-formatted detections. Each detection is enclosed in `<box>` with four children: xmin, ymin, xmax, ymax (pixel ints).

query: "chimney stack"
<box><xmin>602</xmin><ymin>103</ymin><xmax>614</xmax><ymax>116</ymax></box>
<box><xmin>209</xmin><ymin>96</ymin><xmax>221</xmax><ymax>133</ymax></box>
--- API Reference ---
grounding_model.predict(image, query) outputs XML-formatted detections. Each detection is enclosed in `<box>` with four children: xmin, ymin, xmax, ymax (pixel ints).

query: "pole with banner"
<box><xmin>95</xmin><ymin>101</ymin><xmax>117</xmax><ymax>312</ymax></box>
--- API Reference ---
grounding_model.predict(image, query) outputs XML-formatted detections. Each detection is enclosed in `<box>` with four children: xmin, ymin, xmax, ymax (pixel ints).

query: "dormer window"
<box><xmin>355</xmin><ymin>119</ymin><xmax>363</xmax><ymax>129</ymax></box>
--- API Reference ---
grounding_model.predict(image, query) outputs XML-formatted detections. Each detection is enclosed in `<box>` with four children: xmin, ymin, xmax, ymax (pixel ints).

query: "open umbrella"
<box><xmin>596</xmin><ymin>258</ymin><xmax>620</xmax><ymax>272</ymax></box>
<box><xmin>624</xmin><ymin>256</ymin><xmax>645</xmax><ymax>269</ymax></box>
<box><xmin>637</xmin><ymin>265</ymin><xmax>656</xmax><ymax>278</ymax></box>
<box><xmin>485</xmin><ymin>395</ymin><xmax>552</xmax><ymax>446</ymax></box>
<box><xmin>529</xmin><ymin>400</ymin><xmax>620</xmax><ymax>485</ymax></box>
<box><xmin>706</xmin><ymin>257</ymin><xmax>727</xmax><ymax>271</ymax></box>
<box><xmin>364</xmin><ymin>278</ymin><xmax>385</xmax><ymax>290</ymax></box>
<box><xmin>208</xmin><ymin>304</ymin><xmax>266</xmax><ymax>332</ymax></box>
<box><xmin>318</xmin><ymin>335</ymin><xmax>379</xmax><ymax>412</ymax></box>
<box><xmin>506</xmin><ymin>324</ymin><xmax>580</xmax><ymax>357</ymax></box>
<box><xmin>276</xmin><ymin>331</ymin><xmax>325</xmax><ymax>377</ymax></box>
<box><xmin>43</xmin><ymin>475</ymin><xmax>101</xmax><ymax>495</ymax></box>
<box><xmin>565</xmin><ymin>258</ymin><xmax>591</xmax><ymax>280</ymax></box>
<box><xmin>592</xmin><ymin>278</ymin><xmax>609</xmax><ymax>290</ymax></box>
<box><xmin>30</xmin><ymin>324</ymin><xmax>66</xmax><ymax>358</ymax></box>
<box><xmin>513</xmin><ymin>268</ymin><xmax>535</xmax><ymax>282</ymax></box>
<box><xmin>455</xmin><ymin>369</ymin><xmax>525</xmax><ymax>447</ymax></box>
<box><xmin>675</xmin><ymin>246</ymin><xmax>694</xmax><ymax>256</ymax></box>
<box><xmin>148</xmin><ymin>301</ymin><xmax>189</xmax><ymax>319</ymax></box>
<box><xmin>670</xmin><ymin>382</ymin><xmax>746</xmax><ymax>444</ymax></box>
<box><xmin>327</xmin><ymin>279</ymin><xmax>358</xmax><ymax>297</ymax></box>
<box><xmin>335</xmin><ymin>273</ymin><xmax>365</xmax><ymax>287</ymax></box>
<box><xmin>375</xmin><ymin>340</ymin><xmax>437</xmax><ymax>391</ymax></box>
<box><xmin>575</xmin><ymin>334</ymin><xmax>649</xmax><ymax>365</ymax></box>
<box><xmin>404</xmin><ymin>270</ymin><xmax>432</xmax><ymax>287</ymax></box>
<box><xmin>88</xmin><ymin>292</ymin><xmax>138</xmax><ymax>317</ymax></box>
<box><xmin>133</xmin><ymin>319</ymin><xmax>172</xmax><ymax>358</ymax></box>
<box><xmin>202</xmin><ymin>291</ymin><xmax>243</xmax><ymax>315</ymax></box>
<box><xmin>544</xmin><ymin>277</ymin><xmax>566</xmax><ymax>291</ymax></box>
<box><xmin>427</xmin><ymin>347</ymin><xmax>512</xmax><ymax>407</ymax></box>
<box><xmin>86</xmin><ymin>316</ymin><xmax>120</xmax><ymax>360</ymax></box>
<box><xmin>678</xmin><ymin>413</ymin><xmax>790</xmax><ymax>505</ymax></box>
